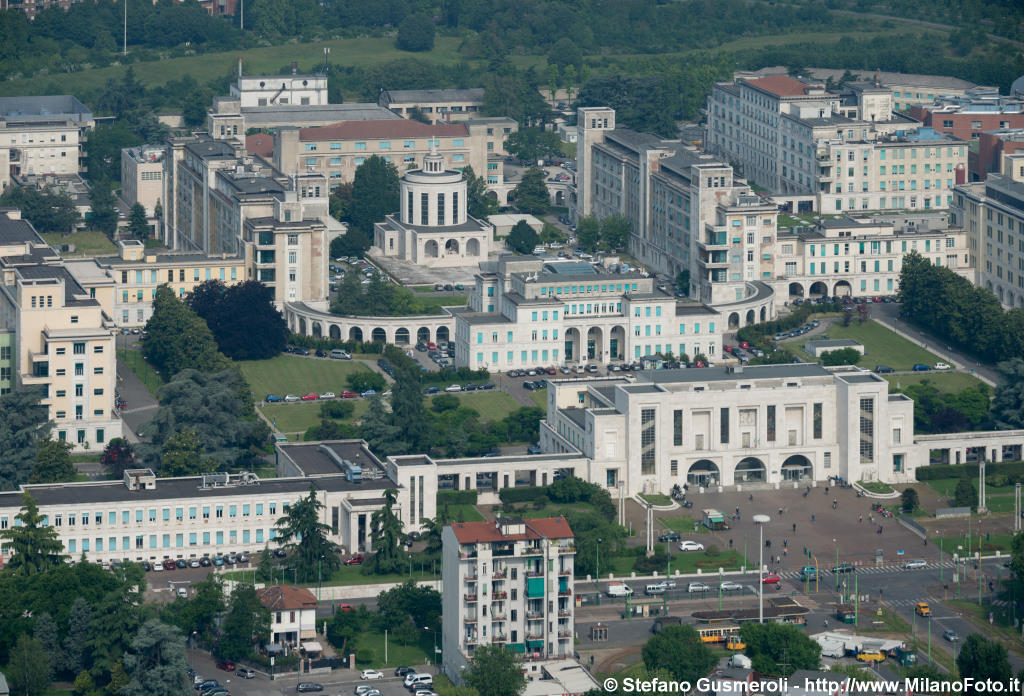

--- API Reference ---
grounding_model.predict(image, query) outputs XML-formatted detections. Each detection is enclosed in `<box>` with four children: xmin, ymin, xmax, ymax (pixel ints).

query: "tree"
<box><xmin>64</xmin><ymin>597</ymin><xmax>92</xmax><ymax>676</ymax></box>
<box><xmin>396</xmin><ymin>12</ymin><xmax>435</xmax><ymax>52</ymax></box>
<box><xmin>34</xmin><ymin>612</ymin><xmax>67</xmax><ymax>678</ymax></box>
<box><xmin>162</xmin><ymin>575</ymin><xmax>224</xmax><ymax>639</ymax></box>
<box><xmin>0</xmin><ymin>493</ymin><xmax>66</xmax><ymax>576</ymax></box>
<box><xmin>128</xmin><ymin>202</ymin><xmax>149</xmax><ymax>240</ymax></box>
<box><xmin>953</xmin><ymin>476</ymin><xmax>977</xmax><ymax>509</ymax></box>
<box><xmin>346</xmin><ymin>371</ymin><xmax>387</xmax><ymax>394</ymax></box>
<box><xmin>87</xmin><ymin>180</ymin><xmax>119</xmax><ymax>238</ymax></box>
<box><xmin>675</xmin><ymin>270</ymin><xmax>690</xmax><ymax>296</ymax></box>
<box><xmin>349</xmin><ymin>155</ymin><xmax>400</xmax><ymax>234</ymax></box>
<box><xmin>390</xmin><ymin>364</ymin><xmax>427</xmax><ymax>450</ymax></box>
<box><xmin>100</xmin><ymin>438</ymin><xmax>135</xmax><ymax>479</ymax></box>
<box><xmin>820</xmin><ymin>348</ymin><xmax>862</xmax><ymax>367</ymax></box>
<box><xmin>143</xmin><ymin>285</ymin><xmax>229</xmax><ymax>380</ymax></box>
<box><xmin>0</xmin><ymin>185</ymin><xmax>79</xmax><ymax>235</ymax></box>
<box><xmin>642</xmin><ymin>625</ymin><xmax>716</xmax><ymax>683</ymax></box>
<box><xmin>511</xmin><ymin>166</ymin><xmax>549</xmax><ymax>215</ymax></box>
<box><xmin>158</xmin><ymin>426</ymin><xmax>204</xmax><ymax>477</ymax></box>
<box><xmin>7</xmin><ymin>633</ymin><xmax>52</xmax><ymax>696</ymax></box>
<box><xmin>182</xmin><ymin>90</ymin><xmax>209</xmax><ymax>128</ymax></box>
<box><xmin>504</xmin><ymin>128</ymin><xmax>563</xmax><ymax>164</ymax></box>
<box><xmin>187</xmin><ymin>280</ymin><xmax>288</xmax><ymax>360</ymax></box>
<box><xmin>901</xmin><ymin>488</ymin><xmax>919</xmax><ymax>513</ymax></box>
<box><xmin>366</xmin><ymin>488</ymin><xmax>405</xmax><ymax>574</ymax></box>
<box><xmin>994</xmin><ymin>358</ymin><xmax>1024</xmax><ymax>429</ymax></box>
<box><xmin>462</xmin><ymin>644</ymin><xmax>525</xmax><ymax>696</ymax></box>
<box><xmin>274</xmin><ymin>485</ymin><xmax>341</xmax><ymax>583</ymax></box>
<box><xmin>599</xmin><ymin>214</ymin><xmax>630</xmax><ymax>251</ymax></box>
<box><xmin>576</xmin><ymin>216</ymin><xmax>600</xmax><ymax>252</ymax></box>
<box><xmin>507</xmin><ymin>220</ymin><xmax>539</xmax><ymax>254</ymax></box>
<box><xmin>376</xmin><ymin>581</ymin><xmax>441</xmax><ymax>634</ymax></box>
<box><xmin>256</xmin><ymin>546</ymin><xmax>274</xmax><ymax>583</ymax></box>
<box><xmin>359</xmin><ymin>394</ymin><xmax>407</xmax><ymax>455</ymax></box>
<box><xmin>217</xmin><ymin>584</ymin><xmax>270</xmax><ymax>661</ymax></box>
<box><xmin>462</xmin><ymin>166</ymin><xmax>497</xmax><ymax>220</ymax></box>
<box><xmin>957</xmin><ymin>634</ymin><xmax>1012</xmax><ymax>688</ymax></box>
<box><xmin>547</xmin><ymin>37</ymin><xmax>583</xmax><ymax>72</ymax></box>
<box><xmin>0</xmin><ymin>387</ymin><xmax>50</xmax><ymax>490</ymax></box>
<box><xmin>29</xmin><ymin>437</ymin><xmax>76</xmax><ymax>483</ymax></box>
<box><xmin>120</xmin><ymin>619</ymin><xmax>190</xmax><ymax>696</ymax></box>
<box><xmin>740</xmin><ymin>622</ymin><xmax>821</xmax><ymax>676</ymax></box>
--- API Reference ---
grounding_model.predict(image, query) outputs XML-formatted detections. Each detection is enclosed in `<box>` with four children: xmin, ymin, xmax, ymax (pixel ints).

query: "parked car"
<box><xmin>934</xmin><ymin>362</ymin><xmax>952</xmax><ymax>370</ymax></box>
<box><xmin>720</xmin><ymin>581</ymin><xmax>743</xmax><ymax>592</ymax></box>
<box><xmin>199</xmin><ymin>557</ymin><xmax>211</xmax><ymax>567</ymax></box>
<box><xmin>320</xmin><ymin>392</ymin><xmax>336</xmax><ymax>400</ymax></box>
<box><xmin>424</xmin><ymin>386</ymin><xmax>440</xmax><ymax>395</ymax></box>
<box><xmin>301</xmin><ymin>393</ymin><xmax>318</xmax><ymax>401</ymax></box>
<box><xmin>360</xmin><ymin>390</ymin><xmax>377</xmax><ymax>398</ymax></box>
<box><xmin>344</xmin><ymin>555</ymin><xmax>364</xmax><ymax>566</ymax></box>
<box><xmin>238</xmin><ymin>669</ymin><xmax>255</xmax><ymax>679</ymax></box>
<box><xmin>679</xmin><ymin>541</ymin><xmax>705</xmax><ymax>552</ymax></box>
<box><xmin>912</xmin><ymin>363</ymin><xmax>931</xmax><ymax>371</ymax></box>
<box><xmin>874</xmin><ymin>365</ymin><xmax>894</xmax><ymax>374</ymax></box>
<box><xmin>284</xmin><ymin>394</ymin><xmax>301</xmax><ymax>402</ymax></box>
<box><xmin>152</xmin><ymin>562</ymin><xmax>164</xmax><ymax>572</ymax></box>
<box><xmin>480</xmin><ymin>382</ymin><xmax>495</xmax><ymax>390</ymax></box>
<box><xmin>176</xmin><ymin>558</ymin><xmax>187</xmax><ymax>568</ymax></box>
<box><xmin>360</xmin><ymin>670</ymin><xmax>384</xmax><ymax>681</ymax></box>
<box><xmin>297</xmin><ymin>683</ymin><xmax>324</xmax><ymax>693</ymax></box>
<box><xmin>445</xmin><ymin>384</ymin><xmax>462</xmax><ymax>393</ymax></box>
<box><xmin>526</xmin><ymin>444</ymin><xmax>543</xmax><ymax>455</ymax></box>
<box><xmin>265</xmin><ymin>394</ymin><xmax>284</xmax><ymax>402</ymax></box>
<box><xmin>341</xmin><ymin>391</ymin><xmax>358</xmax><ymax>399</ymax></box>
<box><xmin>216</xmin><ymin>661</ymin><xmax>236</xmax><ymax>672</ymax></box>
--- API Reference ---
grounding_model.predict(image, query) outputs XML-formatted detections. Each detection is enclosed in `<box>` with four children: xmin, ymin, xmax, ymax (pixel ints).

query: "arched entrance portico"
<box><xmin>687</xmin><ymin>460</ymin><xmax>720</xmax><ymax>486</ymax></box>
<box><xmin>745</xmin><ymin>309</ymin><xmax>755</xmax><ymax>325</ymax></box>
<box><xmin>445</xmin><ymin>239</ymin><xmax>460</xmax><ymax>255</ymax></box>
<box><xmin>329</xmin><ymin>325</ymin><xmax>341</xmax><ymax>339</ymax></box>
<box><xmin>298</xmin><ymin>317</ymin><xmax>307</xmax><ymax>334</ymax></box>
<box><xmin>436</xmin><ymin>326</ymin><xmax>450</xmax><ymax>343</ymax></box>
<box><xmin>789</xmin><ymin>282</ymin><xmax>804</xmax><ymax>297</ymax></box>
<box><xmin>371</xmin><ymin>328</ymin><xmax>387</xmax><ymax>343</ymax></box>
<box><xmin>735</xmin><ymin>457</ymin><xmax>766</xmax><ymax>483</ymax></box>
<box><xmin>349</xmin><ymin>327</ymin><xmax>363</xmax><ymax>342</ymax></box>
<box><xmin>781</xmin><ymin>454</ymin><xmax>813</xmax><ymax>481</ymax></box>
<box><xmin>587</xmin><ymin>327</ymin><xmax>603</xmax><ymax>360</ymax></box>
<box><xmin>564</xmin><ymin>327</ymin><xmax>581</xmax><ymax>362</ymax></box>
<box><xmin>809</xmin><ymin>281</ymin><xmax>828</xmax><ymax>297</ymax></box>
<box><xmin>394</xmin><ymin>327</ymin><xmax>410</xmax><ymax>344</ymax></box>
<box><xmin>312</xmin><ymin>321</ymin><xmax>322</xmax><ymax>338</ymax></box>
<box><xmin>417</xmin><ymin>327</ymin><xmax>431</xmax><ymax>343</ymax></box>
<box><xmin>834</xmin><ymin>280</ymin><xmax>852</xmax><ymax>297</ymax></box>
<box><xmin>728</xmin><ymin>312</ymin><xmax>740</xmax><ymax>329</ymax></box>
<box><xmin>467</xmin><ymin>238</ymin><xmax>480</xmax><ymax>256</ymax></box>
<box><xmin>424</xmin><ymin>240</ymin><xmax>439</xmax><ymax>258</ymax></box>
<box><xmin>760</xmin><ymin>306</ymin><xmax>767</xmax><ymax>322</ymax></box>
<box><xmin>609</xmin><ymin>325</ymin><xmax>625</xmax><ymax>361</ymax></box>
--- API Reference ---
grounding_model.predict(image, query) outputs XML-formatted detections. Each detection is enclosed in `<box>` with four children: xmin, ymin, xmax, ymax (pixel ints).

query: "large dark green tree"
<box><xmin>349</xmin><ymin>155</ymin><xmax>400</xmax><ymax>234</ymax></box>
<box><xmin>576</xmin><ymin>216</ymin><xmax>600</xmax><ymax>252</ymax></box>
<box><xmin>0</xmin><ymin>186</ymin><xmax>79</xmax><ymax>235</ymax></box>
<box><xmin>511</xmin><ymin>167</ymin><xmax>549</xmax><ymax>215</ymax></box>
<box><xmin>0</xmin><ymin>387</ymin><xmax>50</xmax><ymax>490</ymax></box>
<box><xmin>120</xmin><ymin>619</ymin><xmax>191</xmax><ymax>696</ymax></box>
<box><xmin>462</xmin><ymin>165</ymin><xmax>497</xmax><ymax>220</ymax></box>
<box><xmin>507</xmin><ymin>220</ymin><xmax>539</xmax><ymax>254</ymax></box>
<box><xmin>395</xmin><ymin>12</ymin><xmax>435</xmax><ymax>52</ymax></box>
<box><xmin>390</xmin><ymin>363</ymin><xmax>427</xmax><ymax>450</ymax></box>
<box><xmin>599</xmin><ymin>214</ymin><xmax>630</xmax><ymax>251</ymax></box>
<box><xmin>504</xmin><ymin>128</ymin><xmax>563</xmax><ymax>164</ymax></box>
<box><xmin>216</xmin><ymin>584</ymin><xmax>270</xmax><ymax>662</ymax></box>
<box><xmin>0</xmin><ymin>494</ymin><xmax>66</xmax><ymax>576</ymax></box>
<box><xmin>740</xmin><ymin>622</ymin><xmax>821</xmax><ymax>676</ymax></box>
<box><xmin>366</xmin><ymin>488</ymin><xmax>405</xmax><ymax>574</ymax></box>
<box><xmin>957</xmin><ymin>634</ymin><xmax>1012</xmax><ymax>689</ymax></box>
<box><xmin>642</xmin><ymin>625</ymin><xmax>717</xmax><ymax>684</ymax></box>
<box><xmin>29</xmin><ymin>437</ymin><xmax>76</xmax><ymax>484</ymax></box>
<box><xmin>87</xmin><ymin>180</ymin><xmax>119</xmax><ymax>238</ymax></box>
<box><xmin>463</xmin><ymin>644</ymin><xmax>525</xmax><ymax>696</ymax></box>
<box><xmin>274</xmin><ymin>486</ymin><xmax>341</xmax><ymax>583</ymax></box>
<box><xmin>143</xmin><ymin>285</ymin><xmax>229</xmax><ymax>380</ymax></box>
<box><xmin>6</xmin><ymin>633</ymin><xmax>52</xmax><ymax>696</ymax></box>
<box><xmin>187</xmin><ymin>280</ymin><xmax>288</xmax><ymax>360</ymax></box>
<box><xmin>128</xmin><ymin>202</ymin><xmax>149</xmax><ymax>240</ymax></box>
<box><xmin>994</xmin><ymin>358</ymin><xmax>1024</xmax><ymax>429</ymax></box>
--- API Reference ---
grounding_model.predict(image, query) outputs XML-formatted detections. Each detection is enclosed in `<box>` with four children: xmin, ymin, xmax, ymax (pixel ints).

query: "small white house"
<box><xmin>257</xmin><ymin>585</ymin><xmax>319</xmax><ymax>647</ymax></box>
<box><xmin>804</xmin><ymin>338</ymin><xmax>865</xmax><ymax>358</ymax></box>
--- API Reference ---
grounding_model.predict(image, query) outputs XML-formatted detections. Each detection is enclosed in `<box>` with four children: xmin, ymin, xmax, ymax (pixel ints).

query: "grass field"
<box><xmin>260</xmin><ymin>399</ymin><xmax>368</xmax><ymax>434</ymax></box>
<box><xmin>0</xmin><ymin>36</ymin><xmax>467</xmax><ymax>98</ymax></box>
<box><xmin>437</xmin><ymin>503</ymin><xmax>485</xmax><ymax>522</ymax></box>
<box><xmin>355</xmin><ymin>630</ymin><xmax>434</xmax><ymax>670</ymax></box>
<box><xmin>638</xmin><ymin>493</ymin><xmax>673</xmax><ymax>505</ymax></box>
<box><xmin>117</xmin><ymin>348</ymin><xmax>164</xmax><ymax>397</ymax></box>
<box><xmin>428</xmin><ymin>390</ymin><xmax>519</xmax><ymax>421</ymax></box>
<box><xmin>415</xmin><ymin>295</ymin><xmax>467</xmax><ymax>312</ymax></box>
<box><xmin>237</xmin><ymin>354</ymin><xmax>374</xmax><ymax>398</ymax></box>
<box><xmin>793</xmin><ymin>320</ymin><xmax>940</xmax><ymax>371</ymax></box>
<box><xmin>661</xmin><ymin>515</ymin><xmax>711</xmax><ymax>535</ymax></box>
<box><xmin>529</xmin><ymin>390</ymin><xmax>547</xmax><ymax>409</ymax></box>
<box><xmin>41</xmin><ymin>230</ymin><xmax>116</xmax><ymax>256</ymax></box>
<box><xmin>883</xmin><ymin>371</ymin><xmax>987</xmax><ymax>393</ymax></box>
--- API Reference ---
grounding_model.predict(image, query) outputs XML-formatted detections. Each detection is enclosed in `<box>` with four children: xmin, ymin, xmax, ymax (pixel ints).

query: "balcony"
<box><xmin>557</xmin><ymin>610</ymin><xmax>570</xmax><ymax>618</ymax></box>
<box><xmin>492</xmin><ymin>569</ymin><xmax>507</xmax><ymax>579</ymax></box>
<box><xmin>556</xmin><ymin>544</ymin><xmax>575</xmax><ymax>554</ymax></box>
<box><xmin>492</xmin><ymin>634</ymin><xmax>507</xmax><ymax>643</ymax></box>
<box><xmin>491</xmin><ymin>614</ymin><xmax>506</xmax><ymax>621</ymax></box>
<box><xmin>525</xmin><ymin>569</ymin><xmax>543</xmax><ymax>578</ymax></box>
<box><xmin>464</xmin><ymin>616</ymin><xmax>477</xmax><ymax>623</ymax></box>
<box><xmin>491</xmin><ymin>591</ymin><xmax>507</xmax><ymax>600</ymax></box>
<box><xmin>697</xmin><ymin>255</ymin><xmax>730</xmax><ymax>270</ymax></box>
<box><xmin>464</xmin><ymin>574</ymin><xmax>478</xmax><ymax>582</ymax></box>
<box><xmin>698</xmin><ymin>227</ymin><xmax>729</xmax><ymax>250</ymax></box>
<box><xmin>521</xmin><ymin>546</ymin><xmax>543</xmax><ymax>556</ymax></box>
<box><xmin>463</xmin><ymin>636</ymin><xmax>477</xmax><ymax>646</ymax></box>
<box><xmin>558</xmin><ymin>631</ymin><xmax>571</xmax><ymax>638</ymax></box>
<box><xmin>558</xmin><ymin>588</ymin><xmax>572</xmax><ymax>597</ymax></box>
<box><xmin>818</xmin><ymin>168</ymin><xmax>833</xmax><ymax>182</ymax></box>
<box><xmin>464</xmin><ymin>594</ymin><xmax>478</xmax><ymax>602</ymax></box>
<box><xmin>526</xmin><ymin>634</ymin><xmax>543</xmax><ymax>641</ymax></box>
<box><xmin>526</xmin><ymin>611</ymin><xmax>542</xmax><ymax>620</ymax></box>
<box><xmin>558</xmin><ymin>569</ymin><xmax>571</xmax><ymax>576</ymax></box>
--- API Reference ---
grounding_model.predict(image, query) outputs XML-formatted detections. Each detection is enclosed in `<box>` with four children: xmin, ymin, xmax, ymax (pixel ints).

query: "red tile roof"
<box><xmin>246</xmin><ymin>134</ymin><xmax>274</xmax><ymax>158</ymax></box>
<box><xmin>745</xmin><ymin>75</ymin><xmax>814</xmax><ymax>97</ymax></box>
<box><xmin>299</xmin><ymin>120</ymin><xmax>469</xmax><ymax>142</ymax></box>
<box><xmin>257</xmin><ymin>585</ymin><xmax>318</xmax><ymax>611</ymax></box>
<box><xmin>450</xmin><ymin>516</ymin><xmax>574</xmax><ymax>544</ymax></box>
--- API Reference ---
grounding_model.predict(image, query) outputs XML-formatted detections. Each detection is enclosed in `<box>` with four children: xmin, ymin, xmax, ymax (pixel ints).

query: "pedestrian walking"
<box><xmin>783</xmin><ymin>548</ymin><xmax>787</xmax><ymax>557</ymax></box>
<box><xmin>792</xmin><ymin>522</ymin><xmax>796</xmax><ymax>533</ymax></box>
<box><xmin>783</xmin><ymin>539</ymin><xmax>787</xmax><ymax>548</ymax></box>
<box><xmin>811</xmin><ymin>514</ymin><xmax>816</xmax><ymax>523</ymax></box>
<box><xmin>859</xmin><ymin>514</ymin><xmax>863</xmax><ymax>523</ymax></box>
<box><xmin>729</xmin><ymin>538</ymin><xmax>733</xmax><ymax>548</ymax></box>
<box><xmin>778</xmin><ymin>507</ymin><xmax>783</xmax><ymax>516</ymax></box>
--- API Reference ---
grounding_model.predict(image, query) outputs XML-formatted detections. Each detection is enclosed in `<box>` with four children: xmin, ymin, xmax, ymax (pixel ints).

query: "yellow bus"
<box><xmin>696</xmin><ymin>624</ymin><xmax>742</xmax><ymax>644</ymax></box>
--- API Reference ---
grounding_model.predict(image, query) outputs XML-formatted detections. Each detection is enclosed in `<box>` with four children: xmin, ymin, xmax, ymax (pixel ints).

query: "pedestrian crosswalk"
<box><xmin>777</xmin><ymin>561</ymin><xmax>957</xmax><ymax>580</ymax></box>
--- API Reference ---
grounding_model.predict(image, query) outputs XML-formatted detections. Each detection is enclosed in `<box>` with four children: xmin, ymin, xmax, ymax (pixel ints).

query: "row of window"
<box><xmin>120</xmin><ymin>267</ymin><xmax>239</xmax><ymax>285</ymax></box>
<box><xmin>536</xmin><ymin>283</ymin><xmax>640</xmax><ymax>297</ymax></box>
<box><xmin>63</xmin><ymin>528</ymin><xmax>275</xmax><ymax>553</ymax></box>
<box><xmin>304</xmin><ymin>139</ymin><xmax>453</xmax><ymax>151</ymax></box>
<box><xmin>1</xmin><ymin>502</ymin><xmax>288</xmax><ymax>531</ymax></box>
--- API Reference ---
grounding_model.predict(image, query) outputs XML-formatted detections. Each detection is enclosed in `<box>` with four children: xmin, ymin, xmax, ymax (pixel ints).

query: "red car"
<box><xmin>723</xmin><ymin>344</ymin><xmax>732</xmax><ymax>353</ymax></box>
<box><xmin>427</xmin><ymin>342</ymin><xmax>437</xmax><ymax>350</ymax></box>
<box><xmin>343</xmin><ymin>555</ymin><xmax>364</xmax><ymax>566</ymax></box>
<box><xmin>339</xmin><ymin>603</ymin><xmax>354</xmax><ymax>612</ymax></box>
<box><xmin>301</xmin><ymin>393</ymin><xmax>318</xmax><ymax>401</ymax></box>
<box><xmin>762</xmin><ymin>573</ymin><xmax>781</xmax><ymax>584</ymax></box>
<box><xmin>739</xmin><ymin>341</ymin><xmax>750</xmax><ymax>349</ymax></box>
<box><xmin>340</xmin><ymin>391</ymin><xmax>358</xmax><ymax>399</ymax></box>
<box><xmin>217</xmin><ymin>661</ymin><xmax>236</xmax><ymax>672</ymax></box>
<box><xmin>545</xmin><ymin>367</ymin><xmax>557</xmax><ymax>375</ymax></box>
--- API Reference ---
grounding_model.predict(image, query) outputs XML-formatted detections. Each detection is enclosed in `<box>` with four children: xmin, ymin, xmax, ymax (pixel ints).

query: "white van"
<box><xmin>606</xmin><ymin>582</ymin><xmax>633</xmax><ymax>597</ymax></box>
<box><xmin>645</xmin><ymin>583</ymin><xmax>666</xmax><ymax>596</ymax></box>
<box><xmin>404</xmin><ymin>673</ymin><xmax>432</xmax><ymax>690</ymax></box>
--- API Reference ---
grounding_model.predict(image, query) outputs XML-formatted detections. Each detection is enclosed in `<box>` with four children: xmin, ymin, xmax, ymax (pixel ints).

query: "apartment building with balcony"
<box><xmin>0</xmin><ymin>96</ymin><xmax>93</xmax><ymax>191</ymax></box>
<box><xmin>0</xmin><ymin>208</ymin><xmax>121</xmax><ymax>450</ymax></box>
<box><xmin>441</xmin><ymin>516</ymin><xmax>575</xmax><ymax>685</ymax></box>
<box><xmin>452</xmin><ymin>255</ymin><xmax>722</xmax><ymax>371</ymax></box>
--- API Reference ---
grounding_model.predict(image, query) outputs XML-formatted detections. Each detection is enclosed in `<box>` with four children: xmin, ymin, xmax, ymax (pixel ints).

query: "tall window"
<box><xmin>453</xmin><ymin>191</ymin><xmax>459</xmax><ymax>221</ymax></box>
<box><xmin>437</xmin><ymin>193</ymin><xmax>446</xmax><ymax>226</ymax></box>
<box><xmin>859</xmin><ymin>398</ymin><xmax>874</xmax><ymax>463</ymax></box>
<box><xmin>407</xmin><ymin>191</ymin><xmax>414</xmax><ymax>224</ymax></box>
<box><xmin>720</xmin><ymin>408</ymin><xmax>729</xmax><ymax>444</ymax></box>
<box><xmin>420</xmin><ymin>193</ymin><xmax>429</xmax><ymax>225</ymax></box>
<box><xmin>640</xmin><ymin>409</ymin><xmax>656</xmax><ymax>475</ymax></box>
<box><xmin>766</xmin><ymin>405</ymin><xmax>776</xmax><ymax>441</ymax></box>
<box><xmin>672</xmin><ymin>409</ymin><xmax>683</xmax><ymax>446</ymax></box>
<box><xmin>813</xmin><ymin>403</ymin><xmax>823</xmax><ymax>439</ymax></box>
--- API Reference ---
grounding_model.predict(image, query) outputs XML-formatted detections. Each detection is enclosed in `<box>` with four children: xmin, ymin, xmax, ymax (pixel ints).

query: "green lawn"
<box><xmin>797</xmin><ymin>320</ymin><xmax>941</xmax><ymax>371</ymax></box>
<box><xmin>260</xmin><ymin>399</ymin><xmax>368</xmax><ymax>434</ymax></box>
<box><xmin>661</xmin><ymin>515</ymin><xmax>711</xmax><ymax>535</ymax></box>
<box><xmin>117</xmin><ymin>348</ymin><xmax>164</xmax><ymax>398</ymax></box>
<box><xmin>415</xmin><ymin>295</ymin><xmax>467</xmax><ymax>312</ymax></box>
<box><xmin>437</xmin><ymin>503</ymin><xmax>485</xmax><ymax>522</ymax></box>
<box><xmin>884</xmin><ymin>371</ymin><xmax>987</xmax><ymax>394</ymax></box>
<box><xmin>638</xmin><ymin>493</ymin><xmax>673</xmax><ymax>505</ymax></box>
<box><xmin>858</xmin><ymin>481</ymin><xmax>895</xmax><ymax>494</ymax></box>
<box><xmin>41</xmin><ymin>230</ymin><xmax>117</xmax><ymax>256</ymax></box>
<box><xmin>355</xmin><ymin>630</ymin><xmax>435</xmax><ymax>670</ymax></box>
<box><xmin>932</xmin><ymin>532</ymin><xmax>1015</xmax><ymax>554</ymax></box>
<box><xmin>0</xmin><ymin>36</ymin><xmax>467</xmax><ymax>99</ymax></box>
<box><xmin>516</xmin><ymin>502</ymin><xmax>596</xmax><ymax>519</ymax></box>
<box><xmin>225</xmin><ymin>563</ymin><xmax>438</xmax><ymax>587</ymax></box>
<box><xmin>237</xmin><ymin>354</ymin><xmax>374</xmax><ymax>398</ymax></box>
<box><xmin>428</xmin><ymin>390</ymin><xmax>520</xmax><ymax>421</ymax></box>
<box><xmin>529</xmin><ymin>390</ymin><xmax>547</xmax><ymax>409</ymax></box>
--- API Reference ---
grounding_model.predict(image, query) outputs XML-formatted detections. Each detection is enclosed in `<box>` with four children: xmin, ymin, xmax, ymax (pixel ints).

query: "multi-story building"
<box><xmin>441</xmin><ymin>516</ymin><xmax>575</xmax><ymax>683</ymax></box>
<box><xmin>120</xmin><ymin>146</ymin><xmax>165</xmax><ymax>218</ymax></box>
<box><xmin>257</xmin><ymin>585</ymin><xmax>318</xmax><ymax>647</ymax></box>
<box><xmin>909</xmin><ymin>90</ymin><xmax>1024</xmax><ymax>143</ymax></box>
<box><xmin>0</xmin><ymin>208</ymin><xmax>122</xmax><ymax>450</ymax></box>
<box><xmin>66</xmin><ymin>239</ymin><xmax>247</xmax><ymax>327</ymax></box>
<box><xmin>0</xmin><ymin>96</ymin><xmax>93</xmax><ymax>191</ymax></box>
<box><xmin>452</xmin><ymin>255</ymin><xmax>722</xmax><ymax>371</ymax></box>
<box><xmin>772</xmin><ymin>216</ymin><xmax>971</xmax><ymax>300</ymax></box>
<box><xmin>575</xmin><ymin>107</ymin><xmax>777</xmax><ymax>327</ymax></box>
<box><xmin>379</xmin><ymin>88</ymin><xmax>485</xmax><ymax>123</ymax></box>
<box><xmin>0</xmin><ymin>329</ymin><xmax>13</xmax><ymax>395</ymax></box>
<box><xmin>271</xmin><ymin>116</ymin><xmax>517</xmax><ymax>195</ymax></box>
<box><xmin>951</xmin><ymin>170</ymin><xmax>1024</xmax><ymax>308</ymax></box>
<box><xmin>977</xmin><ymin>129</ymin><xmax>1024</xmax><ymax>180</ymax></box>
<box><xmin>373</xmin><ymin>147</ymin><xmax>493</xmax><ymax>268</ymax></box>
<box><xmin>539</xmin><ymin>363</ymin><xmax>917</xmax><ymax>493</ymax></box>
<box><xmin>231</xmin><ymin>65</ymin><xmax>329</xmax><ymax>108</ymax></box>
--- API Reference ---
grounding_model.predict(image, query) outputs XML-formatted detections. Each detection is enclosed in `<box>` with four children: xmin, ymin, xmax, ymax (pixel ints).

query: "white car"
<box><xmin>679</xmin><ymin>540</ymin><xmax>705</xmax><ymax>552</ymax></box>
<box><xmin>934</xmin><ymin>362</ymin><xmax>952</xmax><ymax>370</ymax></box>
<box><xmin>320</xmin><ymin>392</ymin><xmax>336</xmax><ymax>399</ymax></box>
<box><xmin>445</xmin><ymin>384</ymin><xmax>462</xmax><ymax>392</ymax></box>
<box><xmin>359</xmin><ymin>670</ymin><xmax>383</xmax><ymax>680</ymax></box>
<box><xmin>720</xmin><ymin>581</ymin><xmax>743</xmax><ymax>592</ymax></box>
<box><xmin>688</xmin><ymin>582</ymin><xmax>711</xmax><ymax>593</ymax></box>
<box><xmin>284</xmin><ymin>394</ymin><xmax>300</xmax><ymax>402</ymax></box>
<box><xmin>903</xmin><ymin>559</ymin><xmax>927</xmax><ymax>569</ymax></box>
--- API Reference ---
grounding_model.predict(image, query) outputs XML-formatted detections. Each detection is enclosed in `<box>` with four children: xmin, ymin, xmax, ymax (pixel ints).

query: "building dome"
<box><xmin>399</xmin><ymin>142</ymin><xmax>467</xmax><ymax>227</ymax></box>
<box><xmin>1013</xmin><ymin>75</ymin><xmax>1024</xmax><ymax>99</ymax></box>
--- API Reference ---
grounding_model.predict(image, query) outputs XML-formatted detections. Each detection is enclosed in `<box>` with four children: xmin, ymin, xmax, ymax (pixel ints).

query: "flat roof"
<box><xmin>639</xmin><ymin>363</ymin><xmax>831</xmax><ymax>385</ymax></box>
<box><xmin>17</xmin><ymin>264</ymin><xmax>98</xmax><ymax>307</ymax></box>
<box><xmin>383</xmin><ymin>88</ymin><xmax>485</xmax><ymax>104</ymax></box>
<box><xmin>806</xmin><ymin>339</ymin><xmax>862</xmax><ymax>348</ymax></box>
<box><xmin>0</xmin><ymin>212</ymin><xmax>44</xmax><ymax>246</ymax></box>
<box><xmin>279</xmin><ymin>441</ymin><xmax>385</xmax><ymax>477</ymax></box>
<box><xmin>299</xmin><ymin>120</ymin><xmax>467</xmax><ymax>142</ymax></box>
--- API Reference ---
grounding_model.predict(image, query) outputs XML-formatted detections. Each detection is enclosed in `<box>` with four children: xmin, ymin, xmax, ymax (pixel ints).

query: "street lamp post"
<box><xmin>753</xmin><ymin>514</ymin><xmax>771</xmax><ymax>624</ymax></box>
<box><xmin>595</xmin><ymin>538</ymin><xmax>602</xmax><ymax>606</ymax></box>
<box><xmin>834</xmin><ymin>539</ymin><xmax>840</xmax><ymax>594</ymax></box>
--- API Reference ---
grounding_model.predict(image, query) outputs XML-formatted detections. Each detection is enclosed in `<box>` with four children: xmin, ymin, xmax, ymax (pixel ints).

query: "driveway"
<box><xmin>115</xmin><ymin>334</ymin><xmax>160</xmax><ymax>442</ymax></box>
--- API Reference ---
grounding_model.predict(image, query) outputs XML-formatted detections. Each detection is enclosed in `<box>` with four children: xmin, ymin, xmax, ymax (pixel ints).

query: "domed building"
<box><xmin>373</xmin><ymin>146</ymin><xmax>493</xmax><ymax>268</ymax></box>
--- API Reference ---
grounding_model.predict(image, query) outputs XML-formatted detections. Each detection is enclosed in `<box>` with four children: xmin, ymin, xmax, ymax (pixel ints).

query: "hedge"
<box><xmin>737</xmin><ymin>302</ymin><xmax>844</xmax><ymax>343</ymax></box>
<box><xmin>289</xmin><ymin>333</ymin><xmax>385</xmax><ymax>354</ymax></box>
<box><xmin>499</xmin><ymin>487</ymin><xmax>548</xmax><ymax>504</ymax></box>
<box><xmin>438</xmin><ymin>490</ymin><xmax>478</xmax><ymax>506</ymax></box>
<box><xmin>916</xmin><ymin>460</ymin><xmax>1024</xmax><ymax>481</ymax></box>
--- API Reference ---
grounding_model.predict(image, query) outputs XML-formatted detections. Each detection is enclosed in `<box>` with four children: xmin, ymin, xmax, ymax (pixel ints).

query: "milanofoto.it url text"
<box><xmin>601</xmin><ymin>677</ymin><xmax>1023</xmax><ymax>693</ymax></box>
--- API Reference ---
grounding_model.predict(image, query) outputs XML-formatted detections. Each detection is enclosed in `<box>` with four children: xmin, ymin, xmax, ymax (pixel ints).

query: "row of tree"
<box><xmin>576</xmin><ymin>214</ymin><xmax>630</xmax><ymax>253</ymax></box>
